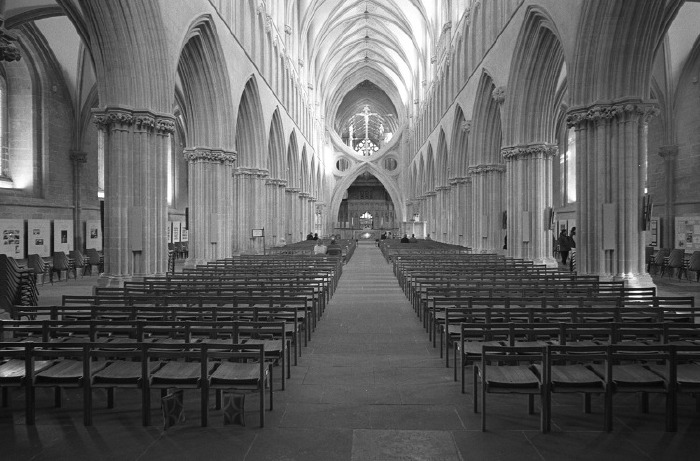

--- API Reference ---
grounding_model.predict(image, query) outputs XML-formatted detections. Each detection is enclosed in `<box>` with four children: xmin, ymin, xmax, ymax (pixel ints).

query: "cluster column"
<box><xmin>265</xmin><ymin>178</ymin><xmax>287</xmax><ymax>247</ymax></box>
<box><xmin>567</xmin><ymin>99</ymin><xmax>659</xmax><ymax>286</ymax></box>
<box><xmin>658</xmin><ymin>145</ymin><xmax>678</xmax><ymax>248</ymax></box>
<box><xmin>233</xmin><ymin>167</ymin><xmax>269</xmax><ymax>254</ymax></box>
<box><xmin>93</xmin><ymin>107</ymin><xmax>174</xmax><ymax>285</ymax></box>
<box><xmin>469</xmin><ymin>164</ymin><xmax>506</xmax><ymax>254</ymax></box>
<box><xmin>70</xmin><ymin>151</ymin><xmax>88</xmax><ymax>251</ymax></box>
<box><xmin>434</xmin><ymin>186</ymin><xmax>450</xmax><ymax>241</ymax></box>
<box><xmin>184</xmin><ymin>148</ymin><xmax>236</xmax><ymax>266</ymax></box>
<box><xmin>502</xmin><ymin>145</ymin><xmax>556</xmax><ymax>265</ymax></box>
<box><xmin>285</xmin><ymin>187</ymin><xmax>300</xmax><ymax>242</ymax></box>
<box><xmin>450</xmin><ymin>176</ymin><xmax>472</xmax><ymax>248</ymax></box>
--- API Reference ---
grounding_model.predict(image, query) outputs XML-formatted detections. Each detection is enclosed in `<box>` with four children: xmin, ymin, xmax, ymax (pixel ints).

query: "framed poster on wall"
<box><xmin>0</xmin><ymin>219</ymin><xmax>25</xmax><ymax>258</ymax></box>
<box><xmin>172</xmin><ymin>221</ymin><xmax>181</xmax><ymax>243</ymax></box>
<box><xmin>53</xmin><ymin>220</ymin><xmax>74</xmax><ymax>254</ymax></box>
<box><xmin>27</xmin><ymin>219</ymin><xmax>51</xmax><ymax>257</ymax></box>
<box><xmin>180</xmin><ymin>226</ymin><xmax>188</xmax><ymax>242</ymax></box>
<box><xmin>85</xmin><ymin>220</ymin><xmax>102</xmax><ymax>251</ymax></box>
<box><xmin>167</xmin><ymin>221</ymin><xmax>173</xmax><ymax>244</ymax></box>
<box><xmin>675</xmin><ymin>216</ymin><xmax>700</xmax><ymax>252</ymax></box>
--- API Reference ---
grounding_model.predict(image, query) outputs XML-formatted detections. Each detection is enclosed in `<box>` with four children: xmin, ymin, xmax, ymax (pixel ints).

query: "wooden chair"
<box><xmin>69</xmin><ymin>250</ymin><xmax>88</xmax><ymax>277</ymax></box>
<box><xmin>473</xmin><ymin>345</ymin><xmax>548</xmax><ymax>432</ymax></box>
<box><xmin>27</xmin><ymin>254</ymin><xmax>51</xmax><ymax>285</ymax></box>
<box><xmin>541</xmin><ymin>344</ymin><xmax>609</xmax><ymax>431</ymax></box>
<box><xmin>85</xmin><ymin>248</ymin><xmax>104</xmax><ymax>274</ymax></box>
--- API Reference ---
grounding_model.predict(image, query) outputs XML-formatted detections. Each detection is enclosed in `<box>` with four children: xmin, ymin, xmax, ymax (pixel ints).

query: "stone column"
<box><xmin>265</xmin><ymin>178</ymin><xmax>287</xmax><ymax>247</ymax></box>
<box><xmin>299</xmin><ymin>192</ymin><xmax>310</xmax><ymax>237</ymax></box>
<box><xmin>450</xmin><ymin>176</ymin><xmax>472</xmax><ymax>248</ymax></box>
<box><xmin>658</xmin><ymin>145</ymin><xmax>678</xmax><ymax>249</ymax></box>
<box><xmin>285</xmin><ymin>188</ymin><xmax>299</xmax><ymax>242</ymax></box>
<box><xmin>93</xmin><ymin>107</ymin><xmax>174</xmax><ymax>285</ymax></box>
<box><xmin>566</xmin><ymin>99</ymin><xmax>659</xmax><ymax>286</ymax></box>
<box><xmin>435</xmin><ymin>186</ymin><xmax>450</xmax><ymax>241</ymax></box>
<box><xmin>233</xmin><ymin>167</ymin><xmax>268</xmax><ymax>254</ymax></box>
<box><xmin>183</xmin><ymin>148</ymin><xmax>236</xmax><ymax>266</ymax></box>
<box><xmin>469</xmin><ymin>164</ymin><xmax>507</xmax><ymax>254</ymax></box>
<box><xmin>70</xmin><ymin>151</ymin><xmax>87</xmax><ymax>251</ymax></box>
<box><xmin>425</xmin><ymin>191</ymin><xmax>437</xmax><ymax>237</ymax></box>
<box><xmin>501</xmin><ymin>146</ymin><xmax>556</xmax><ymax>265</ymax></box>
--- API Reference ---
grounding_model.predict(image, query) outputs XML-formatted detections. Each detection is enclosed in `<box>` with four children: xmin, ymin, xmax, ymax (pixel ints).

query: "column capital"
<box><xmin>70</xmin><ymin>150</ymin><xmax>88</xmax><ymax>164</ymax></box>
<box><xmin>299</xmin><ymin>191</ymin><xmax>310</xmax><ymax>199</ymax></box>
<box><xmin>435</xmin><ymin>185</ymin><xmax>451</xmax><ymax>191</ymax></box>
<box><xmin>92</xmin><ymin>106</ymin><xmax>176</xmax><ymax>133</ymax></box>
<box><xmin>425</xmin><ymin>191</ymin><xmax>437</xmax><ymax>197</ymax></box>
<box><xmin>183</xmin><ymin>147</ymin><xmax>237</xmax><ymax>165</ymax></box>
<box><xmin>566</xmin><ymin>98</ymin><xmax>659</xmax><ymax>128</ymax></box>
<box><xmin>449</xmin><ymin>176</ymin><xmax>471</xmax><ymax>185</ymax></box>
<box><xmin>285</xmin><ymin>187</ymin><xmax>300</xmax><ymax>194</ymax></box>
<box><xmin>658</xmin><ymin>145</ymin><xmax>679</xmax><ymax>159</ymax></box>
<box><xmin>265</xmin><ymin>178</ymin><xmax>287</xmax><ymax>187</ymax></box>
<box><xmin>468</xmin><ymin>163</ymin><xmax>507</xmax><ymax>174</ymax></box>
<box><xmin>501</xmin><ymin>144</ymin><xmax>557</xmax><ymax>161</ymax></box>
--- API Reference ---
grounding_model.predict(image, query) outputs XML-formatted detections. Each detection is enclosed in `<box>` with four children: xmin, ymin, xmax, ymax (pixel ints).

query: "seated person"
<box><xmin>314</xmin><ymin>240</ymin><xmax>327</xmax><ymax>255</ymax></box>
<box><xmin>326</xmin><ymin>239</ymin><xmax>343</xmax><ymax>257</ymax></box>
<box><xmin>400</xmin><ymin>234</ymin><xmax>410</xmax><ymax>243</ymax></box>
<box><xmin>306</xmin><ymin>232</ymin><xmax>314</xmax><ymax>240</ymax></box>
<box><xmin>313</xmin><ymin>233</ymin><xmax>319</xmax><ymax>240</ymax></box>
<box><xmin>409</xmin><ymin>234</ymin><xmax>418</xmax><ymax>243</ymax></box>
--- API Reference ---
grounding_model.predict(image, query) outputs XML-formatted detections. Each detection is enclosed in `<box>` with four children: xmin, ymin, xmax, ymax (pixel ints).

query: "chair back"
<box><xmin>86</xmin><ymin>248</ymin><xmax>101</xmax><ymax>264</ymax></box>
<box><xmin>688</xmin><ymin>251</ymin><xmax>700</xmax><ymax>271</ymax></box>
<box><xmin>52</xmin><ymin>251</ymin><xmax>69</xmax><ymax>270</ymax></box>
<box><xmin>69</xmin><ymin>250</ymin><xmax>85</xmax><ymax>267</ymax></box>
<box><xmin>653</xmin><ymin>248</ymin><xmax>670</xmax><ymax>264</ymax></box>
<box><xmin>27</xmin><ymin>254</ymin><xmax>46</xmax><ymax>274</ymax></box>
<box><xmin>667</xmin><ymin>249</ymin><xmax>685</xmax><ymax>269</ymax></box>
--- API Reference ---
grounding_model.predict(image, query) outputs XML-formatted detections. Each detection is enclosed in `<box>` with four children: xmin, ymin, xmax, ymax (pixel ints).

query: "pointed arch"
<box><xmin>177</xmin><ymin>15</ymin><xmax>235</xmax><ymax>151</ymax></box>
<box><xmin>328</xmin><ymin>163</ymin><xmax>405</xmax><ymax>228</ymax></box>
<box><xmin>235</xmin><ymin>75</ymin><xmax>266</xmax><ymax>168</ymax></box>
<box><xmin>449</xmin><ymin>104</ymin><xmax>468</xmax><ymax>178</ymax></box>
<box><xmin>470</xmin><ymin>70</ymin><xmax>502</xmax><ymax>164</ymax></box>
<box><xmin>435</xmin><ymin>129</ymin><xmax>449</xmax><ymax>187</ymax></box>
<box><xmin>502</xmin><ymin>6</ymin><xmax>565</xmax><ymax>146</ymax></box>
<box><xmin>267</xmin><ymin>108</ymin><xmax>285</xmax><ymax>179</ymax></box>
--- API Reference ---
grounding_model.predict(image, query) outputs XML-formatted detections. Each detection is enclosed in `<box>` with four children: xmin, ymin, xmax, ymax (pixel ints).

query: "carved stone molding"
<box><xmin>501</xmin><ymin>144</ymin><xmax>557</xmax><ymax>161</ymax></box>
<box><xmin>430</xmin><ymin>55</ymin><xmax>436</xmax><ymax>64</ymax></box>
<box><xmin>492</xmin><ymin>86</ymin><xmax>506</xmax><ymax>105</ymax></box>
<box><xmin>265</xmin><ymin>178</ymin><xmax>287</xmax><ymax>187</ymax></box>
<box><xmin>184</xmin><ymin>148</ymin><xmax>237</xmax><ymax>165</ymax></box>
<box><xmin>285</xmin><ymin>187</ymin><xmax>300</xmax><ymax>194</ymax></box>
<box><xmin>461</xmin><ymin>120</ymin><xmax>472</xmax><ymax>133</ymax></box>
<box><xmin>93</xmin><ymin>107</ymin><xmax>134</xmax><ymax>130</ymax></box>
<box><xmin>93</xmin><ymin>107</ymin><xmax>175</xmax><ymax>134</ymax></box>
<box><xmin>299</xmin><ymin>192</ymin><xmax>310</xmax><ymax>199</ymax></box>
<box><xmin>0</xmin><ymin>17</ymin><xmax>20</xmax><ymax>62</ymax></box>
<box><xmin>442</xmin><ymin>22</ymin><xmax>452</xmax><ymax>33</ymax></box>
<box><xmin>234</xmin><ymin>166</ymin><xmax>269</xmax><ymax>178</ymax></box>
<box><xmin>658</xmin><ymin>145</ymin><xmax>679</xmax><ymax>159</ymax></box>
<box><xmin>468</xmin><ymin>163</ymin><xmax>507</xmax><ymax>174</ymax></box>
<box><xmin>70</xmin><ymin>151</ymin><xmax>88</xmax><ymax>164</ymax></box>
<box><xmin>449</xmin><ymin>176</ymin><xmax>471</xmax><ymax>186</ymax></box>
<box><xmin>284</xmin><ymin>25</ymin><xmax>292</xmax><ymax>35</ymax></box>
<box><xmin>425</xmin><ymin>191</ymin><xmax>437</xmax><ymax>197</ymax></box>
<box><xmin>435</xmin><ymin>185</ymin><xmax>451</xmax><ymax>192</ymax></box>
<box><xmin>566</xmin><ymin>99</ymin><xmax>660</xmax><ymax>128</ymax></box>
<box><xmin>298</xmin><ymin>59</ymin><xmax>304</xmax><ymax>68</ymax></box>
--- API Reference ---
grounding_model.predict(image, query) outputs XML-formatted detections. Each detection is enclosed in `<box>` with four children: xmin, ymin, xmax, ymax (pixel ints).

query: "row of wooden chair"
<box><xmin>648</xmin><ymin>248</ymin><xmax>700</xmax><ymax>281</ymax></box>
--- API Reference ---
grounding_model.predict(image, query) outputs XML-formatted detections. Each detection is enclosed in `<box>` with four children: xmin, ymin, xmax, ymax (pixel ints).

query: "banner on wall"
<box><xmin>53</xmin><ymin>220</ymin><xmax>74</xmax><ymax>254</ymax></box>
<box><xmin>27</xmin><ymin>219</ymin><xmax>51</xmax><ymax>257</ymax></box>
<box><xmin>0</xmin><ymin>219</ymin><xmax>25</xmax><ymax>259</ymax></box>
<box><xmin>85</xmin><ymin>220</ymin><xmax>102</xmax><ymax>251</ymax></box>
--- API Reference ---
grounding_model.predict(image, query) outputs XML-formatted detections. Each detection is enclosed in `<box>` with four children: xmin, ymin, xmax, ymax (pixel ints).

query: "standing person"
<box><xmin>558</xmin><ymin>229</ymin><xmax>571</xmax><ymax>265</ymax></box>
<box><xmin>569</xmin><ymin>227</ymin><xmax>576</xmax><ymax>248</ymax></box>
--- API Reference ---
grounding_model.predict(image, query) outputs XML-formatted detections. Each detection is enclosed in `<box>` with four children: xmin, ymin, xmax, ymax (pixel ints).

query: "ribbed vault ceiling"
<box><xmin>301</xmin><ymin>0</ymin><xmax>431</xmax><ymax>144</ymax></box>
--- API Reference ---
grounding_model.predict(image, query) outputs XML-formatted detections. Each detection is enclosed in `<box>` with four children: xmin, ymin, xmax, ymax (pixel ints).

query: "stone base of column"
<box><xmin>613</xmin><ymin>272</ymin><xmax>656</xmax><ymax>289</ymax></box>
<box><xmin>533</xmin><ymin>256</ymin><xmax>559</xmax><ymax>268</ymax></box>
<box><xmin>183</xmin><ymin>258</ymin><xmax>210</xmax><ymax>269</ymax></box>
<box><xmin>96</xmin><ymin>272</ymin><xmax>168</xmax><ymax>288</ymax></box>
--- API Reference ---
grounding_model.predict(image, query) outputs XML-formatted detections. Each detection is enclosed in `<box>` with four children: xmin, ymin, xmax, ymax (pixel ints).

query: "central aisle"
<box><xmin>246</xmin><ymin>242</ymin><xmax>476</xmax><ymax>460</ymax></box>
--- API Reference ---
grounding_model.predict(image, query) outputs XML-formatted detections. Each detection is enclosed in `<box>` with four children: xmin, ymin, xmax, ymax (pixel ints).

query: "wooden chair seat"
<box><xmin>590</xmin><ymin>363</ymin><xmax>665</xmax><ymax>388</ymax></box>
<box><xmin>548</xmin><ymin>364</ymin><xmax>604</xmax><ymax>389</ymax></box>
<box><xmin>34</xmin><ymin>360</ymin><xmax>86</xmax><ymax>383</ymax></box>
<box><xmin>482</xmin><ymin>365</ymin><xmax>540</xmax><ymax>389</ymax></box>
<box><xmin>150</xmin><ymin>361</ymin><xmax>213</xmax><ymax>385</ymax></box>
<box><xmin>92</xmin><ymin>361</ymin><xmax>162</xmax><ymax>385</ymax></box>
<box><xmin>0</xmin><ymin>359</ymin><xmax>54</xmax><ymax>382</ymax></box>
<box><xmin>210</xmin><ymin>362</ymin><xmax>262</xmax><ymax>386</ymax></box>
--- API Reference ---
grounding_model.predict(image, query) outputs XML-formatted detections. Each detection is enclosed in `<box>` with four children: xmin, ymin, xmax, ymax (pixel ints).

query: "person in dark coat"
<box><xmin>558</xmin><ymin>229</ymin><xmax>571</xmax><ymax>264</ymax></box>
<box><xmin>401</xmin><ymin>234</ymin><xmax>410</xmax><ymax>243</ymax></box>
<box><xmin>569</xmin><ymin>227</ymin><xmax>576</xmax><ymax>248</ymax></box>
